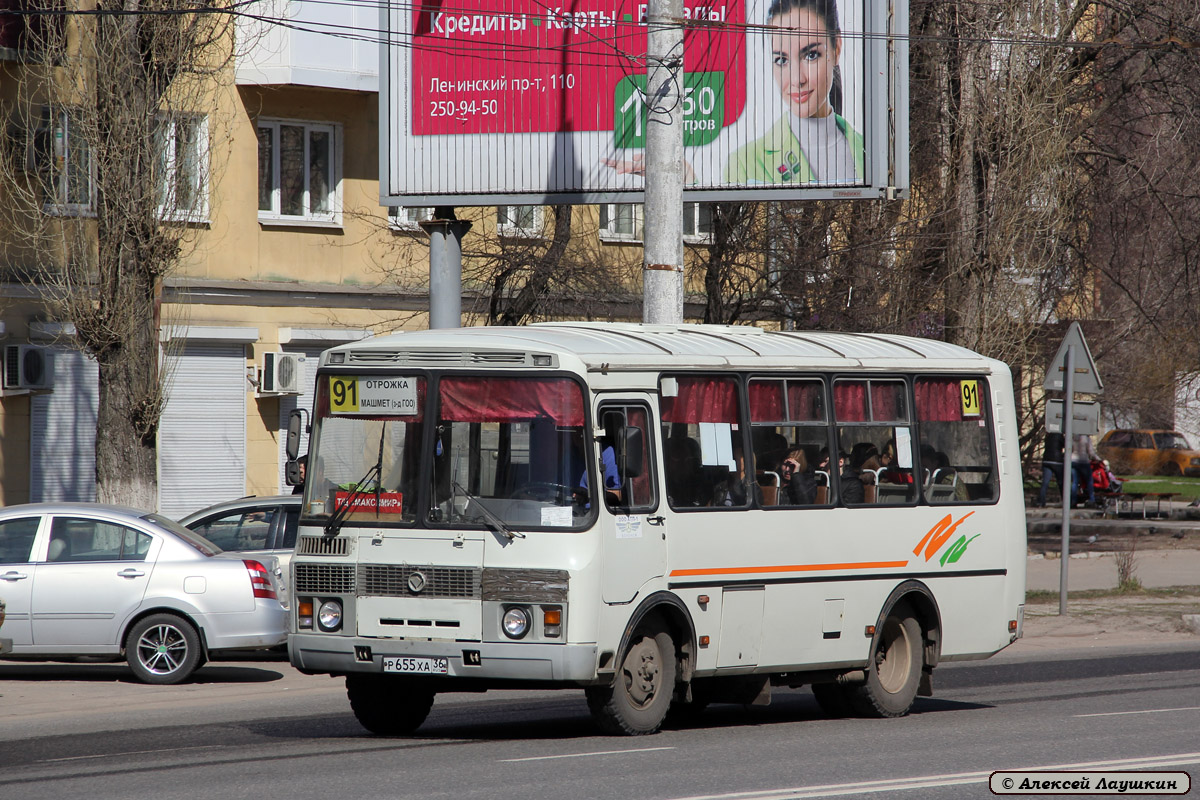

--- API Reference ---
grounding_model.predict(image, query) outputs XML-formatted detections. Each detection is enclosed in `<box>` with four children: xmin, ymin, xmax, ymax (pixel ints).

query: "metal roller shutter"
<box><xmin>30</xmin><ymin>347</ymin><xmax>99</xmax><ymax>502</ymax></box>
<box><xmin>158</xmin><ymin>341</ymin><xmax>247</xmax><ymax>518</ymax></box>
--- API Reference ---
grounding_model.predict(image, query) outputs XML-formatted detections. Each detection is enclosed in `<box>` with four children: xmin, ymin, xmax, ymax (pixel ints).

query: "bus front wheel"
<box><xmin>587</xmin><ymin>623</ymin><xmax>676</xmax><ymax>735</ymax></box>
<box><xmin>851</xmin><ymin>602</ymin><xmax>923</xmax><ymax>718</ymax></box>
<box><xmin>346</xmin><ymin>674</ymin><xmax>435</xmax><ymax>735</ymax></box>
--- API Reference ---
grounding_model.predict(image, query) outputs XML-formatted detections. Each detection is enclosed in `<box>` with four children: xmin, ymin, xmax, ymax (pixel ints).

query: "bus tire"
<box><xmin>586</xmin><ymin>624</ymin><xmax>676</xmax><ymax>735</ymax></box>
<box><xmin>346</xmin><ymin>674</ymin><xmax>435</xmax><ymax>735</ymax></box>
<box><xmin>851</xmin><ymin>602</ymin><xmax>923</xmax><ymax>718</ymax></box>
<box><xmin>811</xmin><ymin>683</ymin><xmax>855</xmax><ymax>718</ymax></box>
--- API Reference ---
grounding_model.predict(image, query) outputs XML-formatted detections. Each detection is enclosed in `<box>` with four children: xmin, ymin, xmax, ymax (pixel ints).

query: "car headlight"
<box><xmin>502</xmin><ymin>606</ymin><xmax>531</xmax><ymax>639</ymax></box>
<box><xmin>318</xmin><ymin>599</ymin><xmax>343</xmax><ymax>632</ymax></box>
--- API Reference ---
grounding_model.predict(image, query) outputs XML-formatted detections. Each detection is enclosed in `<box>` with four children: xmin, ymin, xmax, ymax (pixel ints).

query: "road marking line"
<box><xmin>40</xmin><ymin>745</ymin><xmax>218</xmax><ymax>764</ymax></box>
<box><xmin>501</xmin><ymin>746</ymin><xmax>675</xmax><ymax>763</ymax></box>
<box><xmin>1076</xmin><ymin>706</ymin><xmax>1200</xmax><ymax>718</ymax></box>
<box><xmin>666</xmin><ymin>753</ymin><xmax>1200</xmax><ymax>799</ymax></box>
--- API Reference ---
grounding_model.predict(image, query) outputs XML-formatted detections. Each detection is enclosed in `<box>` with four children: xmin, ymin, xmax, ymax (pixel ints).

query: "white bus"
<box><xmin>285</xmin><ymin>323</ymin><xmax>1026</xmax><ymax>735</ymax></box>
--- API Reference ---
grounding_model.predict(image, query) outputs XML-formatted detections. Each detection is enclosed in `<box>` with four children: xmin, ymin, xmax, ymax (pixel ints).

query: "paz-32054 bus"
<box><xmin>285</xmin><ymin>323</ymin><xmax>1025</xmax><ymax>735</ymax></box>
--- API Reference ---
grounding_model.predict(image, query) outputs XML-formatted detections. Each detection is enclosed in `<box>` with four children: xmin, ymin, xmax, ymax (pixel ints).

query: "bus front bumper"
<box><xmin>289</xmin><ymin>633</ymin><xmax>599</xmax><ymax>682</ymax></box>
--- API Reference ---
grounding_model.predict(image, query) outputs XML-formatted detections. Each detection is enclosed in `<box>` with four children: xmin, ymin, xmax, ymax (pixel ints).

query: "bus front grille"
<box><xmin>358</xmin><ymin>565</ymin><xmax>482</xmax><ymax>599</ymax></box>
<box><xmin>294</xmin><ymin>563</ymin><xmax>356</xmax><ymax>594</ymax></box>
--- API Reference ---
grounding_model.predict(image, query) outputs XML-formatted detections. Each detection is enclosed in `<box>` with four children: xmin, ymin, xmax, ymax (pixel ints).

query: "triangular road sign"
<box><xmin>1043</xmin><ymin>321</ymin><xmax>1103</xmax><ymax>394</ymax></box>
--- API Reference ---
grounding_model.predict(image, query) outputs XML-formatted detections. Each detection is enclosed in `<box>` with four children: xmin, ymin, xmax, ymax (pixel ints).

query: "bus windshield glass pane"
<box><xmin>303</xmin><ymin>375</ymin><xmax>426</xmax><ymax>525</ymax></box>
<box><xmin>431</xmin><ymin>376</ymin><xmax>589</xmax><ymax>531</ymax></box>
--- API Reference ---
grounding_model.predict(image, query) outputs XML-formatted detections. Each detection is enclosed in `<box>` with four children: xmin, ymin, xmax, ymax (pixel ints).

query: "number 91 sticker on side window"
<box><xmin>383</xmin><ymin>656</ymin><xmax>449</xmax><ymax>674</ymax></box>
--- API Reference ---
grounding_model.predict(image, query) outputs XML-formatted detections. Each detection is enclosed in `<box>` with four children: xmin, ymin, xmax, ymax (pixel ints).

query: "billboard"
<box><xmin>381</xmin><ymin>0</ymin><xmax>908</xmax><ymax>205</ymax></box>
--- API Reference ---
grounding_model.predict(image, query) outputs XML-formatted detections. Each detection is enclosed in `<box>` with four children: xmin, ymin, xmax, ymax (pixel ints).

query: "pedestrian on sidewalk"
<box><xmin>1071</xmin><ymin>433</ymin><xmax>1099</xmax><ymax>507</ymax></box>
<box><xmin>1038</xmin><ymin>431</ymin><xmax>1065</xmax><ymax>507</ymax></box>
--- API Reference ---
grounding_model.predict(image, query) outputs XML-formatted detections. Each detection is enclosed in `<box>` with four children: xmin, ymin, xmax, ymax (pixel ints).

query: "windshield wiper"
<box><xmin>452</xmin><ymin>481</ymin><xmax>524</xmax><ymax>541</ymax></box>
<box><xmin>325</xmin><ymin>426</ymin><xmax>387</xmax><ymax>536</ymax></box>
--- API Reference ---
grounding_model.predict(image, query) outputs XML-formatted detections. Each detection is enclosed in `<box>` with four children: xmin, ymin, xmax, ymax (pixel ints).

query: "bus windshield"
<box><xmin>430</xmin><ymin>376</ymin><xmax>590</xmax><ymax>531</ymax></box>
<box><xmin>304</xmin><ymin>373</ymin><xmax>591</xmax><ymax>530</ymax></box>
<box><xmin>304</xmin><ymin>375</ymin><xmax>427</xmax><ymax>525</ymax></box>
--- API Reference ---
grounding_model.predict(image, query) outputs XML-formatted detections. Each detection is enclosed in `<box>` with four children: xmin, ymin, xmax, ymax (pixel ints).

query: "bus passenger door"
<box><xmin>596</xmin><ymin>399</ymin><xmax>666</xmax><ymax>604</ymax></box>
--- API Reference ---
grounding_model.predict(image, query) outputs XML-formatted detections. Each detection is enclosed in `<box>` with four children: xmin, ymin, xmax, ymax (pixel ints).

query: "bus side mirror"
<box><xmin>286</xmin><ymin>409</ymin><xmax>305</xmax><ymax>461</ymax></box>
<box><xmin>623</xmin><ymin>426</ymin><xmax>644</xmax><ymax>478</ymax></box>
<box><xmin>285</xmin><ymin>459</ymin><xmax>302</xmax><ymax>487</ymax></box>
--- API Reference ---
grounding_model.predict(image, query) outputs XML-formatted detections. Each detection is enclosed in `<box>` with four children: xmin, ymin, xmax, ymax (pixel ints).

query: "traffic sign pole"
<box><xmin>1059</xmin><ymin>345</ymin><xmax>1073</xmax><ymax>615</ymax></box>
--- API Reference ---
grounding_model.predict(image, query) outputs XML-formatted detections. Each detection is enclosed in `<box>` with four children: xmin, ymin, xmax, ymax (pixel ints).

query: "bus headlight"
<box><xmin>502</xmin><ymin>606</ymin><xmax>531</xmax><ymax>639</ymax></box>
<box><xmin>318</xmin><ymin>599</ymin><xmax>343</xmax><ymax>632</ymax></box>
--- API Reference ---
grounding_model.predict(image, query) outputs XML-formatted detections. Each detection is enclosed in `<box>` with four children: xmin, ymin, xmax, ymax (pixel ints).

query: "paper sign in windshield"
<box><xmin>333</xmin><ymin>491</ymin><xmax>405</xmax><ymax>514</ymax></box>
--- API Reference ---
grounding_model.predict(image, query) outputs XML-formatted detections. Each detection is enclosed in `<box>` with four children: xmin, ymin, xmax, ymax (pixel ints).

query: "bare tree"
<box><xmin>1</xmin><ymin>0</ymin><xmax>236</xmax><ymax>506</ymax></box>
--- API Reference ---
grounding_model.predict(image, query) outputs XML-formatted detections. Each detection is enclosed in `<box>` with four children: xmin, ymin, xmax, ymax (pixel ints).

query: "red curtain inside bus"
<box><xmin>834</xmin><ymin>381</ymin><xmax>867</xmax><ymax>421</ymax></box>
<box><xmin>871</xmin><ymin>381</ymin><xmax>906</xmax><ymax>422</ymax></box>
<box><xmin>835</xmin><ymin>380</ymin><xmax>905</xmax><ymax>422</ymax></box>
<box><xmin>749</xmin><ymin>380</ymin><xmax>823</xmax><ymax>422</ymax></box>
<box><xmin>661</xmin><ymin>377</ymin><xmax>738</xmax><ymax>423</ymax></box>
<box><xmin>915</xmin><ymin>379</ymin><xmax>965</xmax><ymax>422</ymax></box>
<box><xmin>439</xmin><ymin>377</ymin><xmax>584</xmax><ymax>425</ymax></box>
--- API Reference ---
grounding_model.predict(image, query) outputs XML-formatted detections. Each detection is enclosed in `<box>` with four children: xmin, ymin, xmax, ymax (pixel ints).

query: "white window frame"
<box><xmin>497</xmin><ymin>205</ymin><xmax>543</xmax><ymax>238</ymax></box>
<box><xmin>683</xmin><ymin>202</ymin><xmax>713</xmax><ymax>244</ymax></box>
<box><xmin>257</xmin><ymin>118</ymin><xmax>342</xmax><ymax>228</ymax></box>
<box><xmin>157</xmin><ymin>113</ymin><xmax>209</xmax><ymax>224</ymax></box>
<box><xmin>35</xmin><ymin>107</ymin><xmax>94</xmax><ymax>216</ymax></box>
<box><xmin>599</xmin><ymin>203</ymin><xmax>642</xmax><ymax>242</ymax></box>
<box><xmin>388</xmin><ymin>205</ymin><xmax>433</xmax><ymax>232</ymax></box>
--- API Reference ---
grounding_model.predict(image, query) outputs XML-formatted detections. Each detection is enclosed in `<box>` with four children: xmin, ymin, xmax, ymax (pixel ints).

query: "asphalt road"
<box><xmin>2</xmin><ymin>643</ymin><xmax>1199</xmax><ymax>800</ymax></box>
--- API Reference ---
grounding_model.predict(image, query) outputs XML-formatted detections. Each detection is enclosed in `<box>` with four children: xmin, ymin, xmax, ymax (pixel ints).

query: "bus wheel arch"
<box><xmin>854</xmin><ymin>582</ymin><xmax>942</xmax><ymax>717</ymax></box>
<box><xmin>588</xmin><ymin>592</ymin><xmax>695</xmax><ymax>735</ymax></box>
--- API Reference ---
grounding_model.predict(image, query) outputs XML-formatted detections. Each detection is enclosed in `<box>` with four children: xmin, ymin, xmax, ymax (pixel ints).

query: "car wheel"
<box><xmin>125</xmin><ymin>613</ymin><xmax>203</xmax><ymax>685</ymax></box>
<box><xmin>1162</xmin><ymin>461</ymin><xmax>1182</xmax><ymax>477</ymax></box>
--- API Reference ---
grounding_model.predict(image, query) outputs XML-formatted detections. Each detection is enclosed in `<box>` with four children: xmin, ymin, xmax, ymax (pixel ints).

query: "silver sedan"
<box><xmin>0</xmin><ymin>503</ymin><xmax>287</xmax><ymax>684</ymax></box>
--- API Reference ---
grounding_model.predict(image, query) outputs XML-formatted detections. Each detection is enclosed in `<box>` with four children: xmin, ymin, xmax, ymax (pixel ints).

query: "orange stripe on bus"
<box><xmin>669</xmin><ymin>561</ymin><xmax>910</xmax><ymax>577</ymax></box>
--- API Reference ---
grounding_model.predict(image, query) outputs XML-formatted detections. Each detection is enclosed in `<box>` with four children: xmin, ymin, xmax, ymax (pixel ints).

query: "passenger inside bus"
<box><xmin>665</xmin><ymin>436</ymin><xmax>704</xmax><ymax>507</ymax></box>
<box><xmin>780</xmin><ymin>447</ymin><xmax>817</xmax><ymax>505</ymax></box>
<box><xmin>576</xmin><ymin>440</ymin><xmax>620</xmax><ymax>508</ymax></box>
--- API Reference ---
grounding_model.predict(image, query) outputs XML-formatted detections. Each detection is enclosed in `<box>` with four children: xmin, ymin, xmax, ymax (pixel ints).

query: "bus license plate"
<box><xmin>382</xmin><ymin>656</ymin><xmax>449</xmax><ymax>675</ymax></box>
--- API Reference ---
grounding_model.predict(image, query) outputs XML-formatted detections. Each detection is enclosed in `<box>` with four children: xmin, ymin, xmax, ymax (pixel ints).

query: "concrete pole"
<box><xmin>420</xmin><ymin>208</ymin><xmax>472</xmax><ymax>329</ymax></box>
<box><xmin>642</xmin><ymin>0</ymin><xmax>685</xmax><ymax>324</ymax></box>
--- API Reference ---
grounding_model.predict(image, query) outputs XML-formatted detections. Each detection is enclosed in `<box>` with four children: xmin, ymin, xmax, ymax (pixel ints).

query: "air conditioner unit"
<box><xmin>3</xmin><ymin>344</ymin><xmax>54</xmax><ymax>391</ymax></box>
<box><xmin>261</xmin><ymin>352</ymin><xmax>304</xmax><ymax>394</ymax></box>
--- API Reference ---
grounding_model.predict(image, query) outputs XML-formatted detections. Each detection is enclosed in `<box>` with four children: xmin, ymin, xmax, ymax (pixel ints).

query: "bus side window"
<box><xmin>915</xmin><ymin>377</ymin><xmax>997</xmax><ymax>504</ymax></box>
<box><xmin>597</xmin><ymin>404</ymin><xmax>657</xmax><ymax>512</ymax></box>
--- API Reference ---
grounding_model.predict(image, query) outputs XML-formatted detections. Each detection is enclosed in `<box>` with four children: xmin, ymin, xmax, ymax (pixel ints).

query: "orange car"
<box><xmin>1097</xmin><ymin>429</ymin><xmax>1200</xmax><ymax>476</ymax></box>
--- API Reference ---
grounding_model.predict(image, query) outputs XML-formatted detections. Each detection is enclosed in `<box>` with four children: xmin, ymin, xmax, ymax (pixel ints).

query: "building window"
<box><xmin>683</xmin><ymin>202</ymin><xmax>713</xmax><ymax>243</ymax></box>
<box><xmin>156</xmin><ymin>114</ymin><xmax>208</xmax><ymax>222</ymax></box>
<box><xmin>599</xmin><ymin>204</ymin><xmax>642</xmax><ymax>242</ymax></box>
<box><xmin>497</xmin><ymin>205</ymin><xmax>542</xmax><ymax>238</ymax></box>
<box><xmin>257</xmin><ymin>119</ymin><xmax>340</xmax><ymax>225</ymax></box>
<box><xmin>34</xmin><ymin>107</ymin><xmax>92</xmax><ymax>213</ymax></box>
<box><xmin>388</xmin><ymin>206</ymin><xmax>432</xmax><ymax>231</ymax></box>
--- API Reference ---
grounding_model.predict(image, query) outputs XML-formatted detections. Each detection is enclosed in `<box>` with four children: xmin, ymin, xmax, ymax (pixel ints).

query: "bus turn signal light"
<box><xmin>298</xmin><ymin>600</ymin><xmax>314</xmax><ymax>629</ymax></box>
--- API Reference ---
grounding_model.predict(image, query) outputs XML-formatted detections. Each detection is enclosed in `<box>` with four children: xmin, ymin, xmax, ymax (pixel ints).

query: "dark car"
<box><xmin>179</xmin><ymin>495</ymin><xmax>301</xmax><ymax>607</ymax></box>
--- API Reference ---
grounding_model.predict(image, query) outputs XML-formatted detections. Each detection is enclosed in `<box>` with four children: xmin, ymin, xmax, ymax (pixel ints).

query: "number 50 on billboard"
<box><xmin>381</xmin><ymin>0</ymin><xmax>909</xmax><ymax>205</ymax></box>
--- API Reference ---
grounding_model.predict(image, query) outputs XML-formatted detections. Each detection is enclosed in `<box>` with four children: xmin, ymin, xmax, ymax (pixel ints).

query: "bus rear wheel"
<box><xmin>587</xmin><ymin>623</ymin><xmax>676</xmax><ymax>735</ymax></box>
<box><xmin>850</xmin><ymin>603</ymin><xmax>923</xmax><ymax>718</ymax></box>
<box><xmin>346</xmin><ymin>674</ymin><xmax>435</xmax><ymax>735</ymax></box>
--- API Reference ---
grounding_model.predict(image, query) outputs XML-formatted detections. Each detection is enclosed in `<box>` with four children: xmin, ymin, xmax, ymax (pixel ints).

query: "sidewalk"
<box><xmin>1026</xmin><ymin>549</ymin><xmax>1200</xmax><ymax>592</ymax></box>
<box><xmin>1010</xmin><ymin>505</ymin><xmax>1200</xmax><ymax>657</ymax></box>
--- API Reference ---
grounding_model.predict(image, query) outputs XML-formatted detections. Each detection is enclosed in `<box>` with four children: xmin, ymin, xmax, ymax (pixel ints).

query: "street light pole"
<box><xmin>642</xmin><ymin>0</ymin><xmax>684</xmax><ymax>324</ymax></box>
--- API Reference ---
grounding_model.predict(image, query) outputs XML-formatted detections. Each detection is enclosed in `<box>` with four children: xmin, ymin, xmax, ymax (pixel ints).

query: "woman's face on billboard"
<box><xmin>770</xmin><ymin>7</ymin><xmax>839</xmax><ymax>119</ymax></box>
